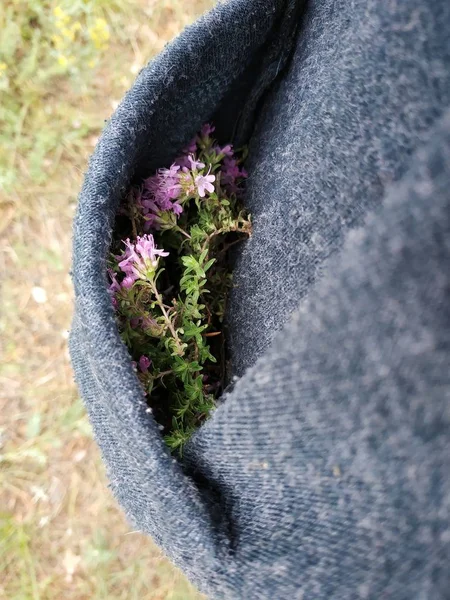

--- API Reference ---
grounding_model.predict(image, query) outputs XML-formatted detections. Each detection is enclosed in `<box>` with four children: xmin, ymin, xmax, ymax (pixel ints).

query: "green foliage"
<box><xmin>0</xmin><ymin>0</ymin><xmax>122</xmax><ymax>192</ymax></box>
<box><xmin>110</xmin><ymin>134</ymin><xmax>251</xmax><ymax>454</ymax></box>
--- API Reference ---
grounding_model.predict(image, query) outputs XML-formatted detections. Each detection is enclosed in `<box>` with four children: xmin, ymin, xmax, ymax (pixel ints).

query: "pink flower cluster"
<box><xmin>136</xmin><ymin>124</ymin><xmax>247</xmax><ymax>231</ymax></box>
<box><xmin>108</xmin><ymin>234</ymin><xmax>168</xmax><ymax>304</ymax></box>
<box><xmin>139</xmin><ymin>165</ymin><xmax>184</xmax><ymax>231</ymax></box>
<box><xmin>195</xmin><ymin>170</ymin><xmax>216</xmax><ymax>197</ymax></box>
<box><xmin>119</xmin><ymin>234</ymin><xmax>169</xmax><ymax>286</ymax></box>
<box><xmin>132</xmin><ymin>355</ymin><xmax>151</xmax><ymax>373</ymax></box>
<box><xmin>108</xmin><ymin>124</ymin><xmax>248</xmax><ymax>308</ymax></box>
<box><xmin>221</xmin><ymin>157</ymin><xmax>248</xmax><ymax>194</ymax></box>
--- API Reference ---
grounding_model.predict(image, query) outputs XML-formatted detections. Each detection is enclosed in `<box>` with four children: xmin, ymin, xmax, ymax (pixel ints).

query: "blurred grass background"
<box><xmin>0</xmin><ymin>1</ymin><xmax>215</xmax><ymax>598</ymax></box>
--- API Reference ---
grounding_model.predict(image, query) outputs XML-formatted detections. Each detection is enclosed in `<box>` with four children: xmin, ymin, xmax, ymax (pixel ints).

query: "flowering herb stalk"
<box><xmin>108</xmin><ymin>124</ymin><xmax>251</xmax><ymax>453</ymax></box>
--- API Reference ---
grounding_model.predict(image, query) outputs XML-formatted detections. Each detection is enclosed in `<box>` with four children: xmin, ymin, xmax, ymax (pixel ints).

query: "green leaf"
<box><xmin>204</xmin><ymin>258</ymin><xmax>216</xmax><ymax>272</ymax></box>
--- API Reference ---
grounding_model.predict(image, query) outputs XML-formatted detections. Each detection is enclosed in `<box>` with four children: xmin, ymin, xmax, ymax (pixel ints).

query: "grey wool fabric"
<box><xmin>70</xmin><ymin>1</ymin><xmax>450</xmax><ymax>598</ymax></box>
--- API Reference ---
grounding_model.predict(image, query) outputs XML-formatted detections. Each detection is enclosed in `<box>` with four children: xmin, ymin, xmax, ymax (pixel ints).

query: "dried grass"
<box><xmin>0</xmin><ymin>1</ymin><xmax>214</xmax><ymax>597</ymax></box>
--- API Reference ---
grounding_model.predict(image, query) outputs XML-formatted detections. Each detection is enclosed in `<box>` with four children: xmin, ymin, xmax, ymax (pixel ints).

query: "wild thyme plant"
<box><xmin>108</xmin><ymin>124</ymin><xmax>251</xmax><ymax>452</ymax></box>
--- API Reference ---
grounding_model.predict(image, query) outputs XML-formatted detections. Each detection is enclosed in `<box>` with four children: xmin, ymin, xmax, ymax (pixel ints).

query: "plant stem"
<box><xmin>156</xmin><ymin>369</ymin><xmax>174</xmax><ymax>379</ymax></box>
<box><xmin>217</xmin><ymin>235</ymin><xmax>248</xmax><ymax>256</ymax></box>
<box><xmin>149</xmin><ymin>280</ymin><xmax>184</xmax><ymax>356</ymax></box>
<box><xmin>176</xmin><ymin>226</ymin><xmax>191</xmax><ymax>239</ymax></box>
<box><xmin>200</xmin><ymin>228</ymin><xmax>224</xmax><ymax>255</ymax></box>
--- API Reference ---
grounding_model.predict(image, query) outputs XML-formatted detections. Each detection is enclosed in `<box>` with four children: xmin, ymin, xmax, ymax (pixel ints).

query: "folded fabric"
<box><xmin>70</xmin><ymin>1</ymin><xmax>450</xmax><ymax>598</ymax></box>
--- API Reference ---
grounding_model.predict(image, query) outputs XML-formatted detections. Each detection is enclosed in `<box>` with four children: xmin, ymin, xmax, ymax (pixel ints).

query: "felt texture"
<box><xmin>229</xmin><ymin>0</ymin><xmax>450</xmax><ymax>372</ymax></box>
<box><xmin>70</xmin><ymin>1</ymin><xmax>450</xmax><ymax>597</ymax></box>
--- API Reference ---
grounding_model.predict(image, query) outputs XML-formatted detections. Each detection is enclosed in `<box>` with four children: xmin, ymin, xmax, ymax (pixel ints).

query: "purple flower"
<box><xmin>163</xmin><ymin>164</ymin><xmax>180</xmax><ymax>178</ymax></box>
<box><xmin>118</xmin><ymin>234</ymin><xmax>169</xmax><ymax>281</ymax></box>
<box><xmin>141</xmin><ymin>315</ymin><xmax>161</xmax><ymax>336</ymax></box>
<box><xmin>142</xmin><ymin>316</ymin><xmax>156</xmax><ymax>328</ymax></box>
<box><xmin>116</xmin><ymin>243</ymin><xmax>136</xmax><ymax>278</ymax></box>
<box><xmin>138</xmin><ymin>355</ymin><xmax>151</xmax><ymax>373</ymax></box>
<box><xmin>215</xmin><ymin>144</ymin><xmax>234</xmax><ymax>157</ymax></box>
<box><xmin>195</xmin><ymin>170</ymin><xmax>216</xmax><ymax>198</ymax></box>
<box><xmin>139</xmin><ymin>164</ymin><xmax>183</xmax><ymax>227</ymax></box>
<box><xmin>143</xmin><ymin>214</ymin><xmax>159</xmax><ymax>232</ymax></box>
<box><xmin>183</xmin><ymin>137</ymin><xmax>197</xmax><ymax>154</ymax></box>
<box><xmin>107</xmin><ymin>268</ymin><xmax>121</xmax><ymax>308</ymax></box>
<box><xmin>130</xmin><ymin>317</ymin><xmax>141</xmax><ymax>329</ymax></box>
<box><xmin>107</xmin><ymin>268</ymin><xmax>121</xmax><ymax>294</ymax></box>
<box><xmin>223</xmin><ymin>158</ymin><xmax>241</xmax><ymax>180</ymax></box>
<box><xmin>200</xmin><ymin>123</ymin><xmax>215</xmax><ymax>137</ymax></box>
<box><xmin>221</xmin><ymin>157</ymin><xmax>248</xmax><ymax>194</ymax></box>
<box><xmin>146</xmin><ymin>168</ymin><xmax>181</xmax><ymax>204</ymax></box>
<box><xmin>175</xmin><ymin>155</ymin><xmax>191</xmax><ymax>169</ymax></box>
<box><xmin>122</xmin><ymin>275</ymin><xmax>136</xmax><ymax>289</ymax></box>
<box><xmin>134</xmin><ymin>235</ymin><xmax>169</xmax><ymax>266</ymax></box>
<box><xmin>172</xmin><ymin>201</ymin><xmax>183</xmax><ymax>215</ymax></box>
<box><xmin>187</xmin><ymin>155</ymin><xmax>205</xmax><ymax>171</ymax></box>
<box><xmin>140</xmin><ymin>197</ymin><xmax>158</xmax><ymax>213</ymax></box>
